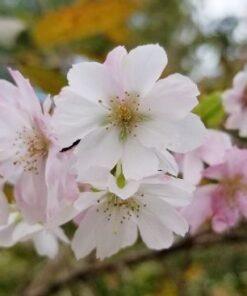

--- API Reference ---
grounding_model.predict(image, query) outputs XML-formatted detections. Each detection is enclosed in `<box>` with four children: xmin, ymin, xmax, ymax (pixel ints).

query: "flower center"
<box><xmin>221</xmin><ymin>175</ymin><xmax>247</xmax><ymax>204</ymax></box>
<box><xmin>12</xmin><ymin>126</ymin><xmax>49</xmax><ymax>174</ymax></box>
<box><xmin>103</xmin><ymin>92</ymin><xmax>150</xmax><ymax>141</ymax></box>
<box><xmin>96</xmin><ymin>192</ymin><xmax>146</xmax><ymax>224</ymax></box>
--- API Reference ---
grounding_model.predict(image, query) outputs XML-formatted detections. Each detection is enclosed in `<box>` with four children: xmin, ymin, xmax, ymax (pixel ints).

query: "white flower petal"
<box><xmin>0</xmin><ymin>221</ymin><xmax>16</xmax><ymax>247</ymax></box>
<box><xmin>12</xmin><ymin>222</ymin><xmax>43</xmax><ymax>241</ymax></box>
<box><xmin>8</xmin><ymin>68</ymin><xmax>42</xmax><ymax>115</ymax></box>
<box><xmin>137</xmin><ymin>126</ymin><xmax>180</xmax><ymax>176</ymax></box>
<box><xmin>75</xmin><ymin>128</ymin><xmax>122</xmax><ymax>179</ymax></box>
<box><xmin>122</xmin><ymin>138</ymin><xmax>159</xmax><ymax>180</ymax></box>
<box><xmin>0</xmin><ymin>79</ymin><xmax>19</xmax><ymax>105</ymax></box>
<box><xmin>145</xmin><ymin>74</ymin><xmax>199</xmax><ymax>120</ymax></box>
<box><xmin>183</xmin><ymin>153</ymin><xmax>204</xmax><ymax>185</ymax></box>
<box><xmin>138</xmin><ymin>208</ymin><xmax>174</xmax><ymax>250</ymax></box>
<box><xmin>142</xmin><ymin>196</ymin><xmax>189</xmax><ymax>236</ymax></box>
<box><xmin>104</xmin><ymin>46</ymin><xmax>127</xmax><ymax>87</ymax></box>
<box><xmin>15</xmin><ymin>165</ymin><xmax>47</xmax><ymax>224</ymax></box>
<box><xmin>161</xmin><ymin>113</ymin><xmax>206</xmax><ymax>153</ymax></box>
<box><xmin>0</xmin><ymin>101</ymin><xmax>30</xmax><ymax>132</ymax></box>
<box><xmin>167</xmin><ymin>177</ymin><xmax>195</xmax><ymax>195</ymax></box>
<box><xmin>123</xmin><ymin>44</ymin><xmax>167</xmax><ymax>96</ymax></box>
<box><xmin>78</xmin><ymin>167</ymin><xmax>110</xmax><ymax>190</ymax></box>
<box><xmin>72</xmin><ymin>207</ymin><xmax>97</xmax><ymax>259</ymax></box>
<box><xmin>53</xmin><ymin>88</ymin><xmax>105</xmax><ymax>147</ymax></box>
<box><xmin>46</xmin><ymin>204</ymin><xmax>80</xmax><ymax>228</ymax></box>
<box><xmin>95</xmin><ymin>207</ymin><xmax>138</xmax><ymax>259</ymax></box>
<box><xmin>33</xmin><ymin>229</ymin><xmax>59</xmax><ymax>259</ymax></box>
<box><xmin>156</xmin><ymin>149</ymin><xmax>179</xmax><ymax>176</ymax></box>
<box><xmin>74</xmin><ymin>192</ymin><xmax>105</xmax><ymax>212</ymax></box>
<box><xmin>136</xmin><ymin>124</ymin><xmax>166</xmax><ymax>150</ymax></box>
<box><xmin>67</xmin><ymin>62</ymin><xmax>118</xmax><ymax>103</ymax></box>
<box><xmin>139</xmin><ymin>181</ymin><xmax>193</xmax><ymax>208</ymax></box>
<box><xmin>108</xmin><ymin>175</ymin><xmax>140</xmax><ymax>200</ymax></box>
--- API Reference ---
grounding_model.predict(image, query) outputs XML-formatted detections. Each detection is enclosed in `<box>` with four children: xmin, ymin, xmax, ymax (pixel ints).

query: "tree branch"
<box><xmin>23</xmin><ymin>230</ymin><xmax>247</xmax><ymax>296</ymax></box>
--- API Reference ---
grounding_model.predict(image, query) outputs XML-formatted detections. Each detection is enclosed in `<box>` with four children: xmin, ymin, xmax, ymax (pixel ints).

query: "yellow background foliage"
<box><xmin>34</xmin><ymin>0</ymin><xmax>138</xmax><ymax>48</ymax></box>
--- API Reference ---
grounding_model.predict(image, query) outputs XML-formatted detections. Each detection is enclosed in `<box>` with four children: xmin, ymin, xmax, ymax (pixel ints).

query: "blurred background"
<box><xmin>0</xmin><ymin>0</ymin><xmax>246</xmax><ymax>295</ymax></box>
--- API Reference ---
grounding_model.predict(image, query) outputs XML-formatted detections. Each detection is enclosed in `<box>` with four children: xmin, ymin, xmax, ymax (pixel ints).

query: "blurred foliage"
<box><xmin>0</xmin><ymin>241</ymin><xmax>246</xmax><ymax>295</ymax></box>
<box><xmin>0</xmin><ymin>0</ymin><xmax>246</xmax><ymax>295</ymax></box>
<box><xmin>20</xmin><ymin>64</ymin><xmax>67</xmax><ymax>94</ymax></box>
<box><xmin>0</xmin><ymin>0</ymin><xmax>246</xmax><ymax>94</ymax></box>
<box><xmin>194</xmin><ymin>92</ymin><xmax>225</xmax><ymax>128</ymax></box>
<box><xmin>33</xmin><ymin>0</ymin><xmax>138</xmax><ymax>48</ymax></box>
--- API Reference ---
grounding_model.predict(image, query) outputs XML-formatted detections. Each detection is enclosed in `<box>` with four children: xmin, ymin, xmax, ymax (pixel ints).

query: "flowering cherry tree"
<box><xmin>0</xmin><ymin>44</ymin><xmax>246</xmax><ymax>263</ymax></box>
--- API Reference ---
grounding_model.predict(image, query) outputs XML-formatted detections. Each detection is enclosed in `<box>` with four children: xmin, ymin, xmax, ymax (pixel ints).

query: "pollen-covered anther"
<box><xmin>106</xmin><ymin>92</ymin><xmax>149</xmax><ymax>140</ymax></box>
<box><xmin>96</xmin><ymin>193</ymin><xmax>144</xmax><ymax>223</ymax></box>
<box><xmin>12</xmin><ymin>127</ymin><xmax>49</xmax><ymax>174</ymax></box>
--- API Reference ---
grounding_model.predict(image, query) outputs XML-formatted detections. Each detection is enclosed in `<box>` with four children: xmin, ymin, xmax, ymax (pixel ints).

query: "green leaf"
<box><xmin>194</xmin><ymin>92</ymin><xmax>225</xmax><ymax>128</ymax></box>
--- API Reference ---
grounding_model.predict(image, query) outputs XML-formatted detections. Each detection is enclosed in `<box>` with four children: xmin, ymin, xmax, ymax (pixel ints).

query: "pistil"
<box><xmin>102</xmin><ymin>92</ymin><xmax>150</xmax><ymax>141</ymax></box>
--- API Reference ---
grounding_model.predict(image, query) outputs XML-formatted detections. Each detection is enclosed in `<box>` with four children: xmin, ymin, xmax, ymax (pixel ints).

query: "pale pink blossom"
<box><xmin>72</xmin><ymin>168</ymin><xmax>194</xmax><ymax>260</ymax></box>
<box><xmin>0</xmin><ymin>69</ymin><xmax>59</xmax><ymax>182</ymax></box>
<box><xmin>53</xmin><ymin>44</ymin><xmax>205</xmax><ymax>180</ymax></box>
<box><xmin>0</xmin><ymin>152</ymin><xmax>79</xmax><ymax>258</ymax></box>
<box><xmin>15</xmin><ymin>150</ymin><xmax>79</xmax><ymax>227</ymax></box>
<box><xmin>182</xmin><ymin>148</ymin><xmax>247</xmax><ymax>233</ymax></box>
<box><xmin>222</xmin><ymin>67</ymin><xmax>247</xmax><ymax>137</ymax></box>
<box><xmin>0</xmin><ymin>70</ymin><xmax>80</xmax><ymax>257</ymax></box>
<box><xmin>177</xmin><ymin>129</ymin><xmax>232</xmax><ymax>185</ymax></box>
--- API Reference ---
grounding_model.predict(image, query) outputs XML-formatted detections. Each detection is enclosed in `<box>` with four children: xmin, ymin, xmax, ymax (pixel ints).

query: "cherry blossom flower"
<box><xmin>176</xmin><ymin>129</ymin><xmax>232</xmax><ymax>185</ymax></box>
<box><xmin>0</xmin><ymin>69</ymin><xmax>59</xmax><ymax>182</ymax></box>
<box><xmin>182</xmin><ymin>148</ymin><xmax>247</xmax><ymax>233</ymax></box>
<box><xmin>72</xmin><ymin>168</ymin><xmax>194</xmax><ymax>260</ymax></box>
<box><xmin>222</xmin><ymin>67</ymin><xmax>247</xmax><ymax>137</ymax></box>
<box><xmin>0</xmin><ymin>151</ymin><xmax>79</xmax><ymax>258</ymax></box>
<box><xmin>53</xmin><ymin>44</ymin><xmax>205</xmax><ymax>180</ymax></box>
<box><xmin>0</xmin><ymin>70</ymin><xmax>80</xmax><ymax>257</ymax></box>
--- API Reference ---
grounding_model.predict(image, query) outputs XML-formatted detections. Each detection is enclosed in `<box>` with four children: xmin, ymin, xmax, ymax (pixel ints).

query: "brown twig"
<box><xmin>23</xmin><ymin>230</ymin><xmax>247</xmax><ymax>296</ymax></box>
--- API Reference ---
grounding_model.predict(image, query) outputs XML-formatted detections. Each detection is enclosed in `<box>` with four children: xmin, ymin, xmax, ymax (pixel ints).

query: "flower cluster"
<box><xmin>182</xmin><ymin>147</ymin><xmax>247</xmax><ymax>233</ymax></box>
<box><xmin>0</xmin><ymin>44</ymin><xmax>245</xmax><ymax>260</ymax></box>
<box><xmin>179</xmin><ymin>65</ymin><xmax>247</xmax><ymax>235</ymax></box>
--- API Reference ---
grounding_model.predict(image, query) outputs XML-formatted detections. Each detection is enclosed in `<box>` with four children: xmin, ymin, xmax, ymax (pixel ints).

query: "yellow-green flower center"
<box><xmin>102</xmin><ymin>92</ymin><xmax>150</xmax><ymax>141</ymax></box>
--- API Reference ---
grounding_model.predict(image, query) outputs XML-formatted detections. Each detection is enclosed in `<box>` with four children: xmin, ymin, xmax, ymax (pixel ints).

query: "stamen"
<box><xmin>105</xmin><ymin>92</ymin><xmax>150</xmax><ymax>141</ymax></box>
<box><xmin>96</xmin><ymin>192</ymin><xmax>145</xmax><ymax>227</ymax></box>
<box><xmin>221</xmin><ymin>175</ymin><xmax>247</xmax><ymax>205</ymax></box>
<box><xmin>12</xmin><ymin>126</ymin><xmax>48</xmax><ymax>174</ymax></box>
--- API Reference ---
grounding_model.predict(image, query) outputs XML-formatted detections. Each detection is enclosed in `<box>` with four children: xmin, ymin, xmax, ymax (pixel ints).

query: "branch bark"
<box><xmin>23</xmin><ymin>230</ymin><xmax>247</xmax><ymax>296</ymax></box>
